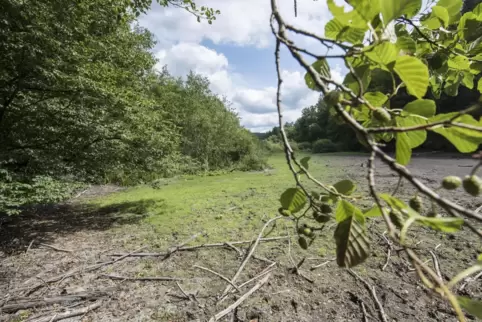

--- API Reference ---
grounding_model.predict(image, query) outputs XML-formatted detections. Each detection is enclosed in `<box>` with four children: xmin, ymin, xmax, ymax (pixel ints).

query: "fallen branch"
<box><xmin>360</xmin><ymin>300</ymin><xmax>369</xmax><ymax>322</ymax></box>
<box><xmin>208</xmin><ymin>273</ymin><xmax>271</xmax><ymax>322</ymax></box>
<box><xmin>39</xmin><ymin>243</ymin><xmax>73</xmax><ymax>253</ymax></box>
<box><xmin>108</xmin><ymin>236</ymin><xmax>288</xmax><ymax>258</ymax></box>
<box><xmin>459</xmin><ymin>271</ymin><xmax>482</xmax><ymax>291</ymax></box>
<box><xmin>218</xmin><ymin>217</ymin><xmax>282</xmax><ymax>302</ymax></box>
<box><xmin>348</xmin><ymin>269</ymin><xmax>388</xmax><ymax>322</ymax></box>
<box><xmin>28</xmin><ymin>300</ymin><xmax>101</xmax><ymax>322</ymax></box>
<box><xmin>99</xmin><ymin>274</ymin><xmax>182</xmax><ymax>282</ymax></box>
<box><xmin>194</xmin><ymin>265</ymin><xmax>240</xmax><ymax>292</ymax></box>
<box><xmin>237</xmin><ymin>262</ymin><xmax>277</xmax><ymax>290</ymax></box>
<box><xmin>1</xmin><ymin>289</ymin><xmax>113</xmax><ymax>313</ymax></box>
<box><xmin>162</xmin><ymin>233</ymin><xmax>201</xmax><ymax>260</ymax></box>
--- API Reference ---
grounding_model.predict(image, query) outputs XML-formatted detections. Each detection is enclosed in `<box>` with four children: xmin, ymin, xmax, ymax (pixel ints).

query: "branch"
<box><xmin>28</xmin><ymin>301</ymin><xmax>102</xmax><ymax>322</ymax></box>
<box><xmin>194</xmin><ymin>265</ymin><xmax>240</xmax><ymax>292</ymax></box>
<box><xmin>348</xmin><ymin>269</ymin><xmax>388</xmax><ymax>322</ymax></box>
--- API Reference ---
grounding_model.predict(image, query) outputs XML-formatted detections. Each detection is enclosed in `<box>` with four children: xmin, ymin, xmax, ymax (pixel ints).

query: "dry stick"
<box><xmin>29</xmin><ymin>300</ymin><xmax>101</xmax><ymax>322</ymax></box>
<box><xmin>237</xmin><ymin>262</ymin><xmax>277</xmax><ymax>290</ymax></box>
<box><xmin>429</xmin><ymin>251</ymin><xmax>443</xmax><ymax>280</ymax></box>
<box><xmin>194</xmin><ymin>265</ymin><xmax>240</xmax><ymax>292</ymax></box>
<box><xmin>348</xmin><ymin>269</ymin><xmax>388</xmax><ymax>322</ymax></box>
<box><xmin>224</xmin><ymin>242</ymin><xmax>243</xmax><ymax>257</ymax></box>
<box><xmin>218</xmin><ymin>216</ymin><xmax>282</xmax><ymax>303</ymax></box>
<box><xmin>310</xmin><ymin>258</ymin><xmax>335</xmax><ymax>271</ymax></box>
<box><xmin>39</xmin><ymin>243</ymin><xmax>73</xmax><ymax>253</ymax></box>
<box><xmin>360</xmin><ymin>301</ymin><xmax>369</xmax><ymax>322</ymax></box>
<box><xmin>162</xmin><ymin>232</ymin><xmax>202</xmax><ymax>260</ymax></box>
<box><xmin>100</xmin><ymin>274</ymin><xmax>182</xmax><ymax>282</ymax></box>
<box><xmin>208</xmin><ymin>273</ymin><xmax>271</xmax><ymax>322</ymax></box>
<box><xmin>26</xmin><ymin>239</ymin><xmax>35</xmax><ymax>253</ymax></box>
<box><xmin>108</xmin><ymin>237</ymin><xmax>288</xmax><ymax>257</ymax></box>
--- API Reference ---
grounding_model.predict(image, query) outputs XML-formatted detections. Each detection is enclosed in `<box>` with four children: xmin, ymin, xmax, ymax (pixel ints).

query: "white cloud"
<box><xmin>139</xmin><ymin>0</ymin><xmax>350</xmax><ymax>131</ymax></box>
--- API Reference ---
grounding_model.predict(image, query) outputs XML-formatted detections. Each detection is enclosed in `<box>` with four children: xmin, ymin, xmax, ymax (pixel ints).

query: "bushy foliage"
<box><xmin>312</xmin><ymin>139</ymin><xmax>338</xmax><ymax>153</ymax></box>
<box><xmin>0</xmin><ymin>0</ymin><xmax>264</xmax><ymax>214</ymax></box>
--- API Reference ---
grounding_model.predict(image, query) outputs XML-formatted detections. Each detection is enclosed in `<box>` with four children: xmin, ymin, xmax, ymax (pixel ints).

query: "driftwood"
<box><xmin>108</xmin><ymin>236</ymin><xmax>288</xmax><ymax>258</ymax></box>
<box><xmin>1</xmin><ymin>289</ymin><xmax>113</xmax><ymax>313</ymax></box>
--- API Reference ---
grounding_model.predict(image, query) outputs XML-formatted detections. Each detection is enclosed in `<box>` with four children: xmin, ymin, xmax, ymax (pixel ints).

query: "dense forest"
<box><xmin>264</xmin><ymin>0</ymin><xmax>482</xmax><ymax>154</ymax></box>
<box><xmin>0</xmin><ymin>0</ymin><xmax>265</xmax><ymax>214</ymax></box>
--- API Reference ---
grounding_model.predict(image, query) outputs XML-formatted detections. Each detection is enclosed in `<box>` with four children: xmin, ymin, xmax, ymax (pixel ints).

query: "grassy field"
<box><xmin>92</xmin><ymin>153</ymin><xmax>348</xmax><ymax>245</ymax></box>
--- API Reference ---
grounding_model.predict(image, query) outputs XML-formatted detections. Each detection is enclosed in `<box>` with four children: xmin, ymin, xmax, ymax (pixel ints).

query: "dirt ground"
<box><xmin>1</xmin><ymin>154</ymin><xmax>481</xmax><ymax>322</ymax></box>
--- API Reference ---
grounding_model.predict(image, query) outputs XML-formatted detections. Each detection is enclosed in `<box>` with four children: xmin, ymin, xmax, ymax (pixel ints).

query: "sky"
<box><xmin>138</xmin><ymin>0</ymin><xmax>348</xmax><ymax>132</ymax></box>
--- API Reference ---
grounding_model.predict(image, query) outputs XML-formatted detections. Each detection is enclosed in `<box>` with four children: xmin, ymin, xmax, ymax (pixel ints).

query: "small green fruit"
<box><xmin>372</xmin><ymin>108</ymin><xmax>392</xmax><ymax>123</ymax></box>
<box><xmin>278</xmin><ymin>207</ymin><xmax>291</xmax><ymax>217</ymax></box>
<box><xmin>463</xmin><ymin>175</ymin><xmax>482</xmax><ymax>197</ymax></box>
<box><xmin>320</xmin><ymin>203</ymin><xmax>332</xmax><ymax>214</ymax></box>
<box><xmin>298</xmin><ymin>236</ymin><xmax>308</xmax><ymax>250</ymax></box>
<box><xmin>303</xmin><ymin>227</ymin><xmax>314</xmax><ymax>238</ymax></box>
<box><xmin>442</xmin><ymin>176</ymin><xmax>462</xmax><ymax>190</ymax></box>
<box><xmin>323</xmin><ymin>90</ymin><xmax>342</xmax><ymax>106</ymax></box>
<box><xmin>314</xmin><ymin>212</ymin><xmax>331</xmax><ymax>223</ymax></box>
<box><xmin>409</xmin><ymin>196</ymin><xmax>422</xmax><ymax>212</ymax></box>
<box><xmin>389</xmin><ymin>210</ymin><xmax>405</xmax><ymax>228</ymax></box>
<box><xmin>427</xmin><ymin>210</ymin><xmax>439</xmax><ymax>218</ymax></box>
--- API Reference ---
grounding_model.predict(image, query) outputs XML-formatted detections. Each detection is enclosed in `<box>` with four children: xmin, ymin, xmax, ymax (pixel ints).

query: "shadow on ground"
<box><xmin>0</xmin><ymin>199</ymin><xmax>161</xmax><ymax>255</ymax></box>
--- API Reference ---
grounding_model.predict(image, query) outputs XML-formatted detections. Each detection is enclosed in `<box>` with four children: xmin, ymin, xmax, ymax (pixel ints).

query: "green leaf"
<box><xmin>333</xmin><ymin>179</ymin><xmax>357</xmax><ymax>195</ymax></box>
<box><xmin>462</xmin><ymin>72</ymin><xmax>474</xmax><ymax>89</ymax></box>
<box><xmin>417</xmin><ymin>216</ymin><xmax>464</xmax><ymax>233</ymax></box>
<box><xmin>364</xmin><ymin>42</ymin><xmax>398</xmax><ymax>66</ymax></box>
<box><xmin>334</xmin><ymin>210</ymin><xmax>370</xmax><ymax>268</ymax></box>
<box><xmin>336</xmin><ymin>199</ymin><xmax>361</xmax><ymax>222</ymax></box>
<box><xmin>349</xmin><ymin>0</ymin><xmax>380</xmax><ymax>23</ymax></box>
<box><xmin>430</xmin><ymin>6</ymin><xmax>449</xmax><ymax>27</ymax></box>
<box><xmin>379</xmin><ymin>194</ymin><xmax>418</xmax><ymax>217</ymax></box>
<box><xmin>304</xmin><ymin>59</ymin><xmax>331</xmax><ymax>91</ymax></box>
<box><xmin>438</xmin><ymin>0</ymin><xmax>463</xmax><ymax>24</ymax></box>
<box><xmin>393</xmin><ymin>56</ymin><xmax>429</xmax><ymax>99</ymax></box>
<box><xmin>396</xmin><ymin>132</ymin><xmax>412</xmax><ymax>165</ymax></box>
<box><xmin>429</xmin><ymin>113</ymin><xmax>482</xmax><ymax>153</ymax></box>
<box><xmin>381</xmin><ymin>0</ymin><xmax>421</xmax><ymax>25</ymax></box>
<box><xmin>457</xmin><ymin>296</ymin><xmax>482</xmax><ymax>319</ymax></box>
<box><xmin>280</xmin><ymin>188</ymin><xmax>307</xmax><ymax>213</ymax></box>
<box><xmin>363</xmin><ymin>92</ymin><xmax>388</xmax><ymax>107</ymax></box>
<box><xmin>300</xmin><ymin>156</ymin><xmax>310</xmax><ymax>170</ymax></box>
<box><xmin>364</xmin><ymin>205</ymin><xmax>385</xmax><ymax>217</ymax></box>
<box><xmin>325</xmin><ymin>19</ymin><xmax>366</xmax><ymax>44</ymax></box>
<box><xmin>403</xmin><ymin>99</ymin><xmax>436</xmax><ymax>118</ymax></box>
<box><xmin>396</xmin><ymin>36</ymin><xmax>417</xmax><ymax>54</ymax></box>
<box><xmin>448</xmin><ymin>56</ymin><xmax>471</xmax><ymax>71</ymax></box>
<box><xmin>327</xmin><ymin>0</ymin><xmax>345</xmax><ymax>17</ymax></box>
<box><xmin>478</xmin><ymin>78</ymin><xmax>482</xmax><ymax>94</ymax></box>
<box><xmin>344</xmin><ymin>65</ymin><xmax>372</xmax><ymax>96</ymax></box>
<box><xmin>444</xmin><ymin>71</ymin><xmax>462</xmax><ymax>96</ymax></box>
<box><xmin>478</xmin><ymin>253</ymin><xmax>482</xmax><ymax>262</ymax></box>
<box><xmin>397</xmin><ymin>116</ymin><xmax>427</xmax><ymax>148</ymax></box>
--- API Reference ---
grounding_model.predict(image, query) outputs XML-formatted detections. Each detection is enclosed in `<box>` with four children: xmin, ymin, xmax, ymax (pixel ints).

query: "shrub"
<box><xmin>312</xmin><ymin>139</ymin><xmax>338</xmax><ymax>153</ymax></box>
<box><xmin>298</xmin><ymin>142</ymin><xmax>312</xmax><ymax>151</ymax></box>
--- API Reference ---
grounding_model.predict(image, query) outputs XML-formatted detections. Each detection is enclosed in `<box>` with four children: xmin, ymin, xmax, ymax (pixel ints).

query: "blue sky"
<box><xmin>139</xmin><ymin>0</ymin><xmax>347</xmax><ymax>132</ymax></box>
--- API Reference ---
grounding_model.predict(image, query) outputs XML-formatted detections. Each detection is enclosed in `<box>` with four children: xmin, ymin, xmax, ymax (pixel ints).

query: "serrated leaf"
<box><xmin>300</xmin><ymin>156</ymin><xmax>310</xmax><ymax>170</ymax></box>
<box><xmin>280</xmin><ymin>188</ymin><xmax>307</xmax><ymax>213</ymax></box>
<box><xmin>350</xmin><ymin>0</ymin><xmax>379</xmax><ymax>23</ymax></box>
<box><xmin>305</xmin><ymin>59</ymin><xmax>331</xmax><ymax>91</ymax></box>
<box><xmin>336</xmin><ymin>199</ymin><xmax>361</xmax><ymax>222</ymax></box>
<box><xmin>344</xmin><ymin>65</ymin><xmax>372</xmax><ymax>96</ymax></box>
<box><xmin>397</xmin><ymin>116</ymin><xmax>427</xmax><ymax>148</ymax></box>
<box><xmin>417</xmin><ymin>216</ymin><xmax>464</xmax><ymax>232</ymax></box>
<box><xmin>381</xmin><ymin>0</ymin><xmax>421</xmax><ymax>26</ymax></box>
<box><xmin>448</xmin><ymin>56</ymin><xmax>471</xmax><ymax>71</ymax></box>
<box><xmin>333</xmin><ymin>179</ymin><xmax>357</xmax><ymax>195</ymax></box>
<box><xmin>363</xmin><ymin>92</ymin><xmax>388</xmax><ymax>107</ymax></box>
<box><xmin>379</xmin><ymin>194</ymin><xmax>418</xmax><ymax>217</ymax></box>
<box><xmin>431</xmin><ymin>6</ymin><xmax>449</xmax><ymax>27</ymax></box>
<box><xmin>444</xmin><ymin>71</ymin><xmax>462</xmax><ymax>96</ymax></box>
<box><xmin>393</xmin><ymin>56</ymin><xmax>429</xmax><ymax>99</ymax></box>
<box><xmin>396</xmin><ymin>132</ymin><xmax>412</xmax><ymax>165</ymax></box>
<box><xmin>334</xmin><ymin>210</ymin><xmax>370</xmax><ymax>268</ymax></box>
<box><xmin>327</xmin><ymin>0</ymin><xmax>345</xmax><ymax>17</ymax></box>
<box><xmin>396</xmin><ymin>36</ymin><xmax>417</xmax><ymax>54</ymax></box>
<box><xmin>429</xmin><ymin>113</ymin><xmax>482</xmax><ymax>153</ymax></box>
<box><xmin>365</xmin><ymin>42</ymin><xmax>398</xmax><ymax>66</ymax></box>
<box><xmin>403</xmin><ymin>99</ymin><xmax>436</xmax><ymax>118</ymax></box>
<box><xmin>457</xmin><ymin>296</ymin><xmax>482</xmax><ymax>319</ymax></box>
<box><xmin>438</xmin><ymin>0</ymin><xmax>463</xmax><ymax>24</ymax></box>
<box><xmin>325</xmin><ymin>19</ymin><xmax>366</xmax><ymax>44</ymax></box>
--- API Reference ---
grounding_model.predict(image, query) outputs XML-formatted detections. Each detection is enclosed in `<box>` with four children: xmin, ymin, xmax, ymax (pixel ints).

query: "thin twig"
<box><xmin>162</xmin><ymin>232</ymin><xmax>201</xmax><ymax>260</ymax></box>
<box><xmin>99</xmin><ymin>274</ymin><xmax>182</xmax><ymax>281</ymax></box>
<box><xmin>108</xmin><ymin>237</ymin><xmax>288</xmax><ymax>257</ymax></box>
<box><xmin>310</xmin><ymin>258</ymin><xmax>335</xmax><ymax>271</ymax></box>
<box><xmin>348</xmin><ymin>269</ymin><xmax>388</xmax><ymax>322</ymax></box>
<box><xmin>26</xmin><ymin>239</ymin><xmax>35</xmax><ymax>253</ymax></box>
<box><xmin>194</xmin><ymin>265</ymin><xmax>240</xmax><ymax>292</ymax></box>
<box><xmin>218</xmin><ymin>216</ymin><xmax>282</xmax><ymax>302</ymax></box>
<box><xmin>429</xmin><ymin>251</ymin><xmax>443</xmax><ymax>280</ymax></box>
<box><xmin>224</xmin><ymin>242</ymin><xmax>243</xmax><ymax>257</ymax></box>
<box><xmin>175</xmin><ymin>282</ymin><xmax>191</xmax><ymax>300</ymax></box>
<box><xmin>39</xmin><ymin>243</ymin><xmax>73</xmax><ymax>253</ymax></box>
<box><xmin>459</xmin><ymin>271</ymin><xmax>482</xmax><ymax>291</ymax></box>
<box><xmin>29</xmin><ymin>301</ymin><xmax>101</xmax><ymax>322</ymax></box>
<box><xmin>208</xmin><ymin>273</ymin><xmax>271</xmax><ymax>322</ymax></box>
<box><xmin>237</xmin><ymin>262</ymin><xmax>277</xmax><ymax>289</ymax></box>
<box><xmin>361</xmin><ymin>301</ymin><xmax>369</xmax><ymax>322</ymax></box>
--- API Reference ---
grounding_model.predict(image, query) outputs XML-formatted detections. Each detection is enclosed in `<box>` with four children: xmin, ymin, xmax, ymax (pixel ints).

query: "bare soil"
<box><xmin>1</xmin><ymin>155</ymin><xmax>481</xmax><ymax>322</ymax></box>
